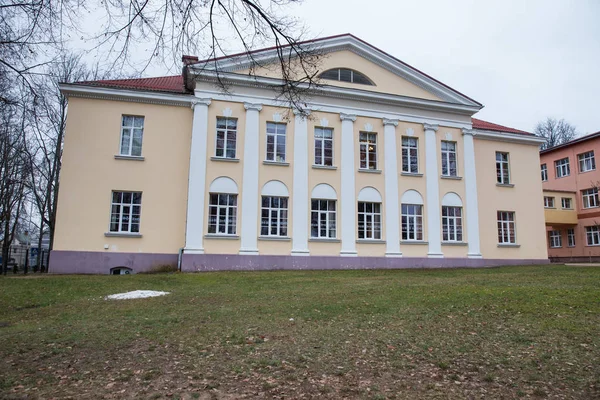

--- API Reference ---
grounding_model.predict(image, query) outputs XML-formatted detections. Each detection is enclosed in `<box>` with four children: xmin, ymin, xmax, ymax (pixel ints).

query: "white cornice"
<box><xmin>474</xmin><ymin>129</ymin><xmax>546</xmax><ymax>145</ymax></box>
<box><xmin>59</xmin><ymin>84</ymin><xmax>194</xmax><ymax>107</ymax></box>
<box><xmin>190</xmin><ymin>35</ymin><xmax>483</xmax><ymax>108</ymax></box>
<box><xmin>193</xmin><ymin>70</ymin><xmax>480</xmax><ymax>116</ymax></box>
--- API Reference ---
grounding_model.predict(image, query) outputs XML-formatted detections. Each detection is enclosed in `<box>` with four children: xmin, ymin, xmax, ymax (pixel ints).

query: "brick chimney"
<box><xmin>182</xmin><ymin>55</ymin><xmax>199</xmax><ymax>66</ymax></box>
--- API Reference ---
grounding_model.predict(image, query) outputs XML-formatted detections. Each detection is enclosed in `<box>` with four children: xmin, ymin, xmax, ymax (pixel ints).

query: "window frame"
<box><xmin>549</xmin><ymin>230</ymin><xmax>562</xmax><ymax>248</ymax></box>
<box><xmin>567</xmin><ymin>228</ymin><xmax>576</xmax><ymax>247</ymax></box>
<box><xmin>401</xmin><ymin>136</ymin><xmax>419</xmax><ymax>174</ymax></box>
<box><xmin>578</xmin><ymin>151</ymin><xmax>596</xmax><ymax>173</ymax></box>
<box><xmin>496</xmin><ymin>152</ymin><xmax>510</xmax><ymax>184</ymax></box>
<box><xmin>543</xmin><ymin>196</ymin><xmax>555</xmax><ymax>208</ymax></box>
<box><xmin>109</xmin><ymin>191</ymin><xmax>142</xmax><ymax>234</ymax></box>
<box><xmin>215</xmin><ymin>117</ymin><xmax>238</xmax><ymax>159</ymax></box>
<box><xmin>208</xmin><ymin>193</ymin><xmax>238</xmax><ymax>235</ymax></box>
<box><xmin>119</xmin><ymin>115</ymin><xmax>145</xmax><ymax>157</ymax></box>
<box><xmin>310</xmin><ymin>199</ymin><xmax>337</xmax><ymax>239</ymax></box>
<box><xmin>586</xmin><ymin>226</ymin><xmax>600</xmax><ymax>246</ymax></box>
<box><xmin>260</xmin><ymin>196</ymin><xmax>289</xmax><ymax>237</ymax></box>
<box><xmin>497</xmin><ymin>211</ymin><xmax>516</xmax><ymax>244</ymax></box>
<box><xmin>442</xmin><ymin>206</ymin><xmax>463</xmax><ymax>242</ymax></box>
<box><xmin>554</xmin><ymin>157</ymin><xmax>570</xmax><ymax>178</ymax></box>
<box><xmin>314</xmin><ymin>127</ymin><xmax>334</xmax><ymax>166</ymax></box>
<box><xmin>265</xmin><ymin>122</ymin><xmax>287</xmax><ymax>163</ymax></box>
<box><xmin>357</xmin><ymin>201</ymin><xmax>382</xmax><ymax>240</ymax></box>
<box><xmin>359</xmin><ymin>132</ymin><xmax>378</xmax><ymax>170</ymax></box>
<box><xmin>582</xmin><ymin>188</ymin><xmax>599</xmax><ymax>209</ymax></box>
<box><xmin>541</xmin><ymin>164</ymin><xmax>548</xmax><ymax>181</ymax></box>
<box><xmin>441</xmin><ymin>140</ymin><xmax>457</xmax><ymax>177</ymax></box>
<box><xmin>561</xmin><ymin>197</ymin><xmax>573</xmax><ymax>209</ymax></box>
<box><xmin>401</xmin><ymin>204</ymin><xmax>423</xmax><ymax>241</ymax></box>
<box><xmin>318</xmin><ymin>68</ymin><xmax>374</xmax><ymax>85</ymax></box>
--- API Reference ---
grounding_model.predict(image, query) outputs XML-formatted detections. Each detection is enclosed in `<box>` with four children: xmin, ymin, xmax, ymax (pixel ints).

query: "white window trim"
<box><xmin>543</xmin><ymin>196</ymin><xmax>555</xmax><ymax>208</ymax></box>
<box><xmin>497</xmin><ymin>211</ymin><xmax>516</xmax><ymax>244</ymax></box>
<box><xmin>266</xmin><ymin>122</ymin><xmax>287</xmax><ymax>163</ymax></box>
<box><xmin>402</xmin><ymin>137</ymin><xmax>419</xmax><ymax>174</ymax></box>
<box><xmin>567</xmin><ymin>228</ymin><xmax>576</xmax><ymax>247</ymax></box>
<box><xmin>261</xmin><ymin>196</ymin><xmax>289</xmax><ymax>237</ymax></box>
<box><xmin>401</xmin><ymin>203</ymin><xmax>423</xmax><ymax>241</ymax></box>
<box><xmin>441</xmin><ymin>141</ymin><xmax>457</xmax><ymax>177</ymax></box>
<box><xmin>208</xmin><ymin>193</ymin><xmax>238</xmax><ymax>235</ymax></box>
<box><xmin>582</xmin><ymin>188</ymin><xmax>599</xmax><ymax>209</ymax></box>
<box><xmin>358</xmin><ymin>201</ymin><xmax>382</xmax><ymax>240</ymax></box>
<box><xmin>561</xmin><ymin>197</ymin><xmax>573</xmax><ymax>209</ymax></box>
<box><xmin>119</xmin><ymin>115</ymin><xmax>144</xmax><ymax>157</ymax></box>
<box><xmin>578</xmin><ymin>151</ymin><xmax>595</xmax><ymax>173</ymax></box>
<box><xmin>555</xmin><ymin>157</ymin><xmax>570</xmax><ymax>178</ymax></box>
<box><xmin>586</xmin><ymin>226</ymin><xmax>600</xmax><ymax>246</ymax></box>
<box><xmin>109</xmin><ymin>191</ymin><xmax>142</xmax><ymax>234</ymax></box>
<box><xmin>215</xmin><ymin>117</ymin><xmax>238</xmax><ymax>159</ymax></box>
<box><xmin>442</xmin><ymin>206</ymin><xmax>463</xmax><ymax>242</ymax></box>
<box><xmin>541</xmin><ymin>164</ymin><xmax>548</xmax><ymax>182</ymax></box>
<box><xmin>311</xmin><ymin>199</ymin><xmax>337</xmax><ymax>239</ymax></box>
<box><xmin>549</xmin><ymin>230</ymin><xmax>562</xmax><ymax>248</ymax></box>
<box><xmin>496</xmin><ymin>152</ymin><xmax>510</xmax><ymax>185</ymax></box>
<box><xmin>359</xmin><ymin>132</ymin><xmax>378</xmax><ymax>170</ymax></box>
<box><xmin>314</xmin><ymin>127</ymin><xmax>334</xmax><ymax>166</ymax></box>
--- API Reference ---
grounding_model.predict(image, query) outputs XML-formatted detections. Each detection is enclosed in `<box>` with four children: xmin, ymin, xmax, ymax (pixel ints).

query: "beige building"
<box><xmin>51</xmin><ymin>34</ymin><xmax>548</xmax><ymax>273</ymax></box>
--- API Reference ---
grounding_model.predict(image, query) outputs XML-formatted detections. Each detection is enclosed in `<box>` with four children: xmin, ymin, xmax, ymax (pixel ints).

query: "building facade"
<box><xmin>50</xmin><ymin>34</ymin><xmax>548</xmax><ymax>273</ymax></box>
<box><xmin>540</xmin><ymin>132</ymin><xmax>600</xmax><ymax>261</ymax></box>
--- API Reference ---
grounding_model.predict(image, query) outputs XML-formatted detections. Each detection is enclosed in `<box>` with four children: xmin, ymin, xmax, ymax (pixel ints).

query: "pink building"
<box><xmin>540</xmin><ymin>132</ymin><xmax>600</xmax><ymax>262</ymax></box>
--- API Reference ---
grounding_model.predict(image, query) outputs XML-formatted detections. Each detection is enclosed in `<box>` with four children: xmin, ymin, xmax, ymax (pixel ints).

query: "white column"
<box><xmin>340</xmin><ymin>113</ymin><xmax>357</xmax><ymax>256</ymax></box>
<box><xmin>185</xmin><ymin>98</ymin><xmax>212</xmax><ymax>254</ymax></box>
<box><xmin>239</xmin><ymin>102</ymin><xmax>262</xmax><ymax>255</ymax></box>
<box><xmin>462</xmin><ymin>129</ymin><xmax>482</xmax><ymax>258</ymax></box>
<box><xmin>383</xmin><ymin>118</ymin><xmax>402</xmax><ymax>257</ymax></box>
<box><xmin>291</xmin><ymin>109</ymin><xmax>310</xmax><ymax>255</ymax></box>
<box><xmin>424</xmin><ymin>123</ymin><xmax>443</xmax><ymax>257</ymax></box>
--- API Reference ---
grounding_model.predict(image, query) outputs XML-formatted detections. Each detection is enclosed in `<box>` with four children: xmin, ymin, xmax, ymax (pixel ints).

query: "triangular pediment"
<box><xmin>191</xmin><ymin>34</ymin><xmax>481</xmax><ymax>107</ymax></box>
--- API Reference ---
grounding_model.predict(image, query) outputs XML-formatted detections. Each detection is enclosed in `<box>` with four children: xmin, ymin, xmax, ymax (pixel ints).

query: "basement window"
<box><xmin>110</xmin><ymin>267</ymin><xmax>132</xmax><ymax>275</ymax></box>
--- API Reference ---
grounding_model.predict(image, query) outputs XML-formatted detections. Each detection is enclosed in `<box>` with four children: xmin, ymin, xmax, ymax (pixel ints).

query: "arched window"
<box><xmin>261</xmin><ymin>181</ymin><xmax>289</xmax><ymax>237</ymax></box>
<box><xmin>311</xmin><ymin>184</ymin><xmax>337</xmax><ymax>239</ymax></box>
<box><xmin>318</xmin><ymin>68</ymin><xmax>374</xmax><ymax>85</ymax></box>
<box><xmin>400</xmin><ymin>190</ymin><xmax>424</xmax><ymax>241</ymax></box>
<box><xmin>208</xmin><ymin>177</ymin><xmax>238</xmax><ymax>235</ymax></box>
<box><xmin>441</xmin><ymin>192</ymin><xmax>463</xmax><ymax>242</ymax></box>
<box><xmin>357</xmin><ymin>187</ymin><xmax>382</xmax><ymax>240</ymax></box>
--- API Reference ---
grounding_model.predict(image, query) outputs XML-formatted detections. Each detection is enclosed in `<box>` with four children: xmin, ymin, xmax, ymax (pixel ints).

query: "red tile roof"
<box><xmin>73</xmin><ymin>75</ymin><xmax>532</xmax><ymax>136</ymax></box>
<box><xmin>77</xmin><ymin>75</ymin><xmax>187</xmax><ymax>94</ymax></box>
<box><xmin>471</xmin><ymin>118</ymin><xmax>532</xmax><ymax>135</ymax></box>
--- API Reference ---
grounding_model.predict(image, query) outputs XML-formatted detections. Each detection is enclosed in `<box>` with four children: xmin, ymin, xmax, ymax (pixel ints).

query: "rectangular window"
<box><xmin>441</xmin><ymin>141</ymin><xmax>457</xmax><ymax>176</ymax></box>
<box><xmin>401</xmin><ymin>204</ymin><xmax>423</xmax><ymax>241</ymax></box>
<box><xmin>541</xmin><ymin>164</ymin><xmax>548</xmax><ymax>181</ymax></box>
<box><xmin>402</xmin><ymin>137</ymin><xmax>419</xmax><ymax>173</ymax></box>
<box><xmin>567</xmin><ymin>228</ymin><xmax>575</xmax><ymax>247</ymax></box>
<box><xmin>497</xmin><ymin>211</ymin><xmax>516</xmax><ymax>244</ymax></box>
<box><xmin>543</xmin><ymin>196</ymin><xmax>555</xmax><ymax>208</ymax></box>
<box><xmin>215</xmin><ymin>117</ymin><xmax>237</xmax><ymax>159</ymax></box>
<box><xmin>110</xmin><ymin>191</ymin><xmax>142</xmax><ymax>233</ymax></box>
<box><xmin>549</xmin><ymin>230</ymin><xmax>562</xmax><ymax>248</ymax></box>
<box><xmin>586</xmin><ymin>226</ymin><xmax>600</xmax><ymax>246</ymax></box>
<box><xmin>266</xmin><ymin>122</ymin><xmax>286</xmax><ymax>162</ymax></box>
<box><xmin>358</xmin><ymin>202</ymin><xmax>382</xmax><ymax>239</ymax></box>
<box><xmin>442</xmin><ymin>206</ymin><xmax>463</xmax><ymax>242</ymax></box>
<box><xmin>496</xmin><ymin>152</ymin><xmax>510</xmax><ymax>184</ymax></box>
<box><xmin>561</xmin><ymin>197</ymin><xmax>572</xmax><ymax>209</ymax></box>
<box><xmin>260</xmin><ymin>196</ymin><xmax>288</xmax><ymax>237</ymax></box>
<box><xmin>555</xmin><ymin>157</ymin><xmax>570</xmax><ymax>178</ymax></box>
<box><xmin>120</xmin><ymin>116</ymin><xmax>144</xmax><ymax>156</ymax></box>
<box><xmin>582</xmin><ymin>188</ymin><xmax>599</xmax><ymax>208</ymax></box>
<box><xmin>208</xmin><ymin>193</ymin><xmax>237</xmax><ymax>234</ymax></box>
<box><xmin>314</xmin><ymin>127</ymin><xmax>334</xmax><ymax>166</ymax></box>
<box><xmin>311</xmin><ymin>199</ymin><xmax>336</xmax><ymax>238</ymax></box>
<box><xmin>578</xmin><ymin>151</ymin><xmax>595</xmax><ymax>173</ymax></box>
<box><xmin>359</xmin><ymin>132</ymin><xmax>377</xmax><ymax>170</ymax></box>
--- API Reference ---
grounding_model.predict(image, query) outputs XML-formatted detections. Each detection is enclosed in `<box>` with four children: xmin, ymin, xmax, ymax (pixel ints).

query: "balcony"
<box><xmin>544</xmin><ymin>208</ymin><xmax>577</xmax><ymax>225</ymax></box>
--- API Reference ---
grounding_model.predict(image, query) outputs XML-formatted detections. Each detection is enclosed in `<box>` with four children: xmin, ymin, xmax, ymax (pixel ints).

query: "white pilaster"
<box><xmin>291</xmin><ymin>109</ymin><xmax>310</xmax><ymax>255</ymax></box>
<box><xmin>383</xmin><ymin>118</ymin><xmax>402</xmax><ymax>257</ymax></box>
<box><xmin>340</xmin><ymin>113</ymin><xmax>357</xmax><ymax>256</ymax></box>
<box><xmin>462</xmin><ymin>129</ymin><xmax>482</xmax><ymax>258</ymax></box>
<box><xmin>185</xmin><ymin>98</ymin><xmax>212</xmax><ymax>254</ymax></box>
<box><xmin>424</xmin><ymin>123</ymin><xmax>443</xmax><ymax>257</ymax></box>
<box><xmin>239</xmin><ymin>102</ymin><xmax>262</xmax><ymax>255</ymax></box>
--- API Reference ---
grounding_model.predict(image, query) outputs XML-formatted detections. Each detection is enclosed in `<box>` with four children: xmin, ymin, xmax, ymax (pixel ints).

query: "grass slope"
<box><xmin>0</xmin><ymin>265</ymin><xmax>599</xmax><ymax>399</ymax></box>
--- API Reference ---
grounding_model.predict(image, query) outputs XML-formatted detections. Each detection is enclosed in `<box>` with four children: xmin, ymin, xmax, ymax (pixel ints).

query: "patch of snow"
<box><xmin>105</xmin><ymin>290</ymin><xmax>170</xmax><ymax>300</ymax></box>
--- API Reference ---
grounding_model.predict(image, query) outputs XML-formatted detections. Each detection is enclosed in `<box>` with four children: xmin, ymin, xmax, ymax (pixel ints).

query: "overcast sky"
<box><xmin>95</xmin><ymin>0</ymin><xmax>599</xmax><ymax>135</ymax></box>
<box><xmin>285</xmin><ymin>0</ymin><xmax>599</xmax><ymax>135</ymax></box>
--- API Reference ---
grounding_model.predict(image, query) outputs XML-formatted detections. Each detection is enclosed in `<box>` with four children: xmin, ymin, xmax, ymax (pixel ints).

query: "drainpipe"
<box><xmin>177</xmin><ymin>247</ymin><xmax>184</xmax><ymax>272</ymax></box>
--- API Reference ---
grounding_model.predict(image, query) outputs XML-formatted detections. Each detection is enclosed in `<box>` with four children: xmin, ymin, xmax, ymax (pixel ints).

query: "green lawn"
<box><xmin>0</xmin><ymin>266</ymin><xmax>599</xmax><ymax>399</ymax></box>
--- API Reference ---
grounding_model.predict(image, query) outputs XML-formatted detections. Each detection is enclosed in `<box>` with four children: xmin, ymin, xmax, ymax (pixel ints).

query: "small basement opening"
<box><xmin>110</xmin><ymin>266</ymin><xmax>133</xmax><ymax>275</ymax></box>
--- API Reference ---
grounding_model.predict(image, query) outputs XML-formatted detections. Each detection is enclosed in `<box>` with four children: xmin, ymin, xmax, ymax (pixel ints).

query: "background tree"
<box><xmin>535</xmin><ymin>117</ymin><xmax>578</xmax><ymax>150</ymax></box>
